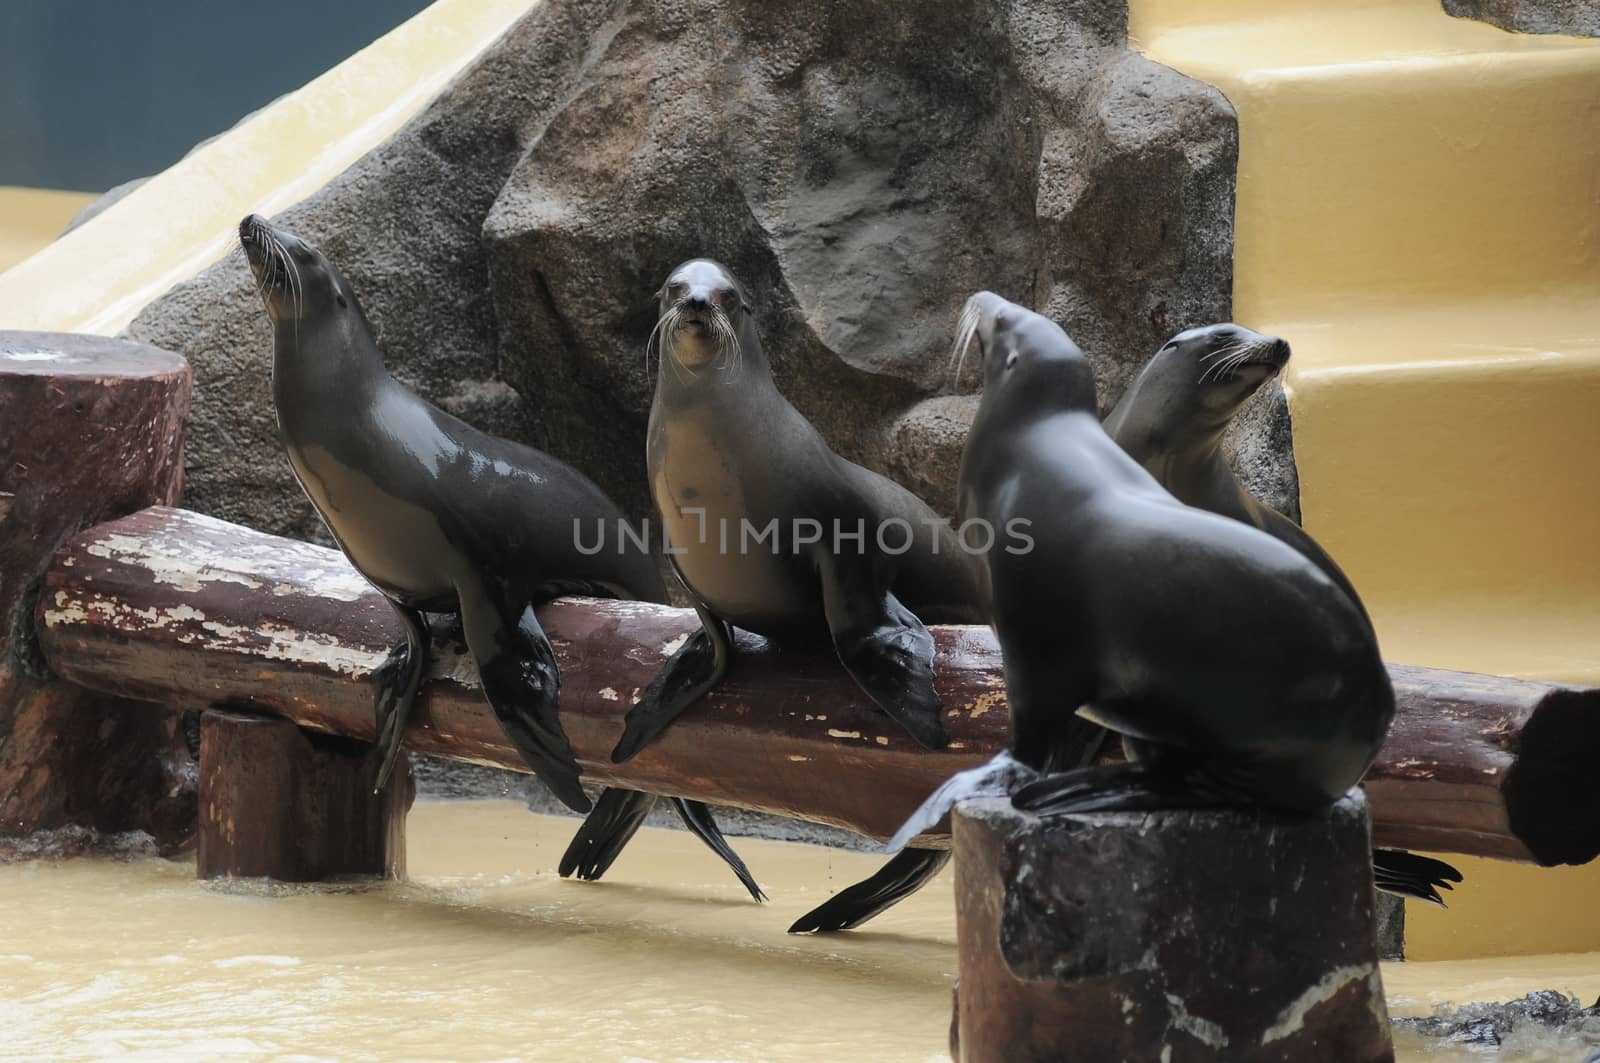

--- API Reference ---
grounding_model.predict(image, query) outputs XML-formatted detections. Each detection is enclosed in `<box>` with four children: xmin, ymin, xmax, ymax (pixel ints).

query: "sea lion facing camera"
<box><xmin>581</xmin><ymin>257</ymin><xmax>986</xmax><ymax>932</ymax></box>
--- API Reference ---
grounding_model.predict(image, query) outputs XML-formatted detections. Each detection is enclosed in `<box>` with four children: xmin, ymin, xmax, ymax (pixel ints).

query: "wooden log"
<box><xmin>35</xmin><ymin>505</ymin><xmax>1600</xmax><ymax>865</ymax></box>
<box><xmin>0</xmin><ymin>333</ymin><xmax>195</xmax><ymax>853</ymax></box>
<box><xmin>949</xmin><ymin>792</ymin><xmax>1394</xmax><ymax>1063</ymax></box>
<box><xmin>197</xmin><ymin>709</ymin><xmax>412</xmax><ymax>880</ymax></box>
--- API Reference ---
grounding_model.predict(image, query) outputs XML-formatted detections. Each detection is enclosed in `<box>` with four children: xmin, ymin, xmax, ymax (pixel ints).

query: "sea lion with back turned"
<box><xmin>889</xmin><ymin>293</ymin><xmax>1396</xmax><ymax>851</ymax></box>
<box><xmin>561</xmin><ymin>258</ymin><xmax>985</xmax><ymax>931</ymax></box>
<box><xmin>239</xmin><ymin>217</ymin><xmax>762</xmax><ymax>900</ymax></box>
<box><xmin>1104</xmin><ymin>322</ymin><xmax>1460</xmax><ymax>902</ymax></box>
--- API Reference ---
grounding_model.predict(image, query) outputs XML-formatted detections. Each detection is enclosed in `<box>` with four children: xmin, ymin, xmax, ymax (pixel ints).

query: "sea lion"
<box><xmin>1104</xmin><ymin>322</ymin><xmax>1459</xmax><ymax>903</ymax></box>
<box><xmin>888</xmin><ymin>293</ymin><xmax>1396</xmax><ymax>854</ymax></box>
<box><xmin>586</xmin><ymin>258</ymin><xmax>984</xmax><ymax>931</ymax></box>
<box><xmin>239</xmin><ymin>216</ymin><xmax>761</xmax><ymax>900</ymax></box>
<box><xmin>1103</xmin><ymin>323</ymin><xmax>1368</xmax><ymax>623</ymax></box>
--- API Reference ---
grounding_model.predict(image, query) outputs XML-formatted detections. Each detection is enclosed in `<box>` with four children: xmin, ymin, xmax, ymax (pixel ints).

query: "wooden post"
<box><xmin>950</xmin><ymin>791</ymin><xmax>1394</xmax><ymax>1063</ymax></box>
<box><xmin>0</xmin><ymin>332</ymin><xmax>194</xmax><ymax>853</ymax></box>
<box><xmin>197</xmin><ymin>709</ymin><xmax>412</xmax><ymax>880</ymax></box>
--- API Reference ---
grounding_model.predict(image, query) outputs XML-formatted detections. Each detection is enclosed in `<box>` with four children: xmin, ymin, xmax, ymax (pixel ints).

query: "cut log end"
<box><xmin>0</xmin><ymin>330</ymin><xmax>190</xmax><ymax>379</ymax></box>
<box><xmin>951</xmin><ymin>791</ymin><xmax>1394</xmax><ymax>1063</ymax></box>
<box><xmin>1504</xmin><ymin>687</ymin><xmax>1600</xmax><ymax>866</ymax></box>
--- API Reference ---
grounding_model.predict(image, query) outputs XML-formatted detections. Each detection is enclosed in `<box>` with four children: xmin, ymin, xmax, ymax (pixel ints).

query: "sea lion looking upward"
<box><xmin>1103</xmin><ymin>324</ymin><xmax>1367</xmax><ymax>623</ymax></box>
<box><xmin>239</xmin><ymin>217</ymin><xmax>761</xmax><ymax>900</ymax></box>
<box><xmin>567</xmin><ymin>258</ymin><xmax>984</xmax><ymax>931</ymax></box>
<box><xmin>890</xmin><ymin>293</ymin><xmax>1395</xmax><ymax>850</ymax></box>
<box><xmin>1103</xmin><ymin>322</ymin><xmax>1460</xmax><ymax>903</ymax></box>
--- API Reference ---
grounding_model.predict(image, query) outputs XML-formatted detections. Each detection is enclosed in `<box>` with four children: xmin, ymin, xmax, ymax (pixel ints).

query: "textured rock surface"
<box><xmin>1395</xmin><ymin>990</ymin><xmax>1600</xmax><ymax>1055</ymax></box>
<box><xmin>124</xmin><ymin>0</ymin><xmax>1295</xmax><ymax>539</ymax></box>
<box><xmin>1443</xmin><ymin>0</ymin><xmax>1600</xmax><ymax>36</ymax></box>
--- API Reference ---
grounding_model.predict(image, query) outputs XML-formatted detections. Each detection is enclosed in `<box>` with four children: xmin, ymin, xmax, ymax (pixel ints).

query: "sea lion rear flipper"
<box><xmin>458</xmin><ymin>579</ymin><xmax>590</xmax><ymax>814</ymax></box>
<box><xmin>787</xmin><ymin>847</ymin><xmax>950</xmax><ymax>934</ymax></box>
<box><xmin>670</xmin><ymin>798</ymin><xmax>766</xmax><ymax>902</ymax></box>
<box><xmin>372</xmin><ymin>602</ymin><xmax>429</xmax><ymax>793</ymax></box>
<box><xmin>611</xmin><ymin>602</ymin><xmax>732</xmax><ymax>763</ymax></box>
<box><xmin>560</xmin><ymin>787</ymin><xmax>657</xmax><ymax>881</ymax></box>
<box><xmin>1371</xmin><ymin>848</ymin><xmax>1463</xmax><ymax>906</ymax></box>
<box><xmin>819</xmin><ymin>557</ymin><xmax>946</xmax><ymax>749</ymax></box>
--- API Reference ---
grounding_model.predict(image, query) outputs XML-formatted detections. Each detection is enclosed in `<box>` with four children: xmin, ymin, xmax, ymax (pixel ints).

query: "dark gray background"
<box><xmin>1</xmin><ymin>0</ymin><xmax>429</xmax><ymax>191</ymax></box>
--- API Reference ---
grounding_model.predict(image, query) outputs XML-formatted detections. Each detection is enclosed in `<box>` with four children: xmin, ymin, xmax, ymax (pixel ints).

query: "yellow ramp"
<box><xmin>1132</xmin><ymin>0</ymin><xmax>1600</xmax><ymax>959</ymax></box>
<box><xmin>0</xmin><ymin>0</ymin><xmax>535</xmax><ymax>336</ymax></box>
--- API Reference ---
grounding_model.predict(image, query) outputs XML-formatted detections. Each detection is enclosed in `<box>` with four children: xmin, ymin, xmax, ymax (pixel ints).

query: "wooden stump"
<box><xmin>951</xmin><ymin>791</ymin><xmax>1394</xmax><ymax>1063</ymax></box>
<box><xmin>197</xmin><ymin>709</ymin><xmax>412</xmax><ymax>880</ymax></box>
<box><xmin>0</xmin><ymin>332</ymin><xmax>194</xmax><ymax>852</ymax></box>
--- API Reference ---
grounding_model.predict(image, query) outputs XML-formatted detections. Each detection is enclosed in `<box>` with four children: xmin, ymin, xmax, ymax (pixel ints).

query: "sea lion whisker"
<box><xmin>950</xmin><ymin>296</ymin><xmax>984</xmax><ymax>388</ymax></box>
<box><xmin>1200</xmin><ymin>343</ymin><xmax>1253</xmax><ymax>383</ymax></box>
<box><xmin>645</xmin><ymin>313</ymin><xmax>672</xmax><ymax>372</ymax></box>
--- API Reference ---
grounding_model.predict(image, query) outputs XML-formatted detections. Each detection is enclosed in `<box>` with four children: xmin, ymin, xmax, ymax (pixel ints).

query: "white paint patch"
<box><xmin>598</xmin><ymin>687</ymin><xmax>620</xmax><ymax>702</ymax></box>
<box><xmin>1260</xmin><ymin>963</ymin><xmax>1376</xmax><ymax>1044</ymax></box>
<box><xmin>87</xmin><ymin>533</ymin><xmax>265</xmax><ymax>592</ymax></box>
<box><xmin>1164</xmin><ymin>994</ymin><xmax>1228</xmax><ymax>1049</ymax></box>
<box><xmin>787</xmin><ymin>755</ymin><xmax>810</xmax><ymax>763</ymax></box>
<box><xmin>7</xmin><ymin>351</ymin><xmax>59</xmax><ymax>361</ymax></box>
<box><xmin>660</xmin><ymin>634</ymin><xmax>688</xmax><ymax>656</ymax></box>
<box><xmin>875</xmin><ymin>736</ymin><xmax>889</xmax><ymax>746</ymax></box>
<box><xmin>826</xmin><ymin>729</ymin><xmax>861</xmax><ymax>740</ymax></box>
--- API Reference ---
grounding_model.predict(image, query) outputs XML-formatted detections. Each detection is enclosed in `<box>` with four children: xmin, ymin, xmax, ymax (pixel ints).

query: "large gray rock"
<box><xmin>125</xmin><ymin>0</ymin><xmax>1296</xmax><ymax>538</ymax></box>
<box><xmin>1443</xmin><ymin>0</ymin><xmax>1600</xmax><ymax>36</ymax></box>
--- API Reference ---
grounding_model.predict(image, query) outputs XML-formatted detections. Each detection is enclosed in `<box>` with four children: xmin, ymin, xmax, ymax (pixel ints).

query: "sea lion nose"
<box><xmin>683</xmin><ymin>293</ymin><xmax>711</xmax><ymax>311</ymax></box>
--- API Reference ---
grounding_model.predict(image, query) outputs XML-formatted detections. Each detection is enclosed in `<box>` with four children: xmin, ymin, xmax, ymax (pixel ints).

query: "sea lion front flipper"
<box><xmin>457</xmin><ymin>578</ymin><xmax>590</xmax><ymax>814</ymax></box>
<box><xmin>372</xmin><ymin>602</ymin><xmax>429</xmax><ymax>792</ymax></box>
<box><xmin>787</xmin><ymin>848</ymin><xmax>950</xmax><ymax>934</ymax></box>
<box><xmin>818</xmin><ymin>556</ymin><xmax>946</xmax><ymax>750</ymax></box>
<box><xmin>1371</xmin><ymin>849</ymin><xmax>1463</xmax><ymax>906</ymax></box>
<box><xmin>670</xmin><ymin>798</ymin><xmax>766</xmax><ymax>902</ymax></box>
<box><xmin>611</xmin><ymin>602</ymin><xmax>732</xmax><ymax>763</ymax></box>
<box><xmin>560</xmin><ymin>787</ymin><xmax>657</xmax><ymax>882</ymax></box>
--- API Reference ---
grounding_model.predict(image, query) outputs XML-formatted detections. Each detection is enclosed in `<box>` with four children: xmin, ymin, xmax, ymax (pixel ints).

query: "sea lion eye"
<box><xmin>715</xmin><ymin>287</ymin><xmax>739</xmax><ymax>308</ymax></box>
<box><xmin>666</xmin><ymin>282</ymin><xmax>687</xmax><ymax>299</ymax></box>
<box><xmin>336</xmin><ymin>294</ymin><xmax>348</xmax><ymax>309</ymax></box>
<box><xmin>1004</xmin><ymin>350</ymin><xmax>1019</xmax><ymax>370</ymax></box>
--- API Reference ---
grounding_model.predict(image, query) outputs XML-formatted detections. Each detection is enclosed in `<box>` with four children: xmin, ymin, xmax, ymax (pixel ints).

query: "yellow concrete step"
<box><xmin>1131</xmin><ymin>0</ymin><xmax>1600</xmax><ymax>687</ymax></box>
<box><xmin>1134</xmin><ymin>0</ymin><xmax>1600</xmax><ymax>318</ymax></box>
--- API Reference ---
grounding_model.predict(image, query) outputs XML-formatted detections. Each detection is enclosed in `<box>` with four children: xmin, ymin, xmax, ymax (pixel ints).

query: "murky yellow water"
<box><xmin>1</xmin><ymin>800</ymin><xmax>1594</xmax><ymax>1061</ymax></box>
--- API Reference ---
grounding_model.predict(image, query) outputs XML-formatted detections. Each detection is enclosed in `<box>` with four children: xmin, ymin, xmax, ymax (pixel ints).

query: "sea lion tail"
<box><xmin>559</xmin><ymin>787</ymin><xmax>656</xmax><ymax>881</ymax></box>
<box><xmin>885</xmin><ymin>751</ymin><xmax>1040</xmax><ymax>853</ymax></box>
<box><xmin>1371</xmin><ymin>849</ymin><xmax>1463</xmax><ymax>906</ymax></box>
<box><xmin>787</xmin><ymin>848</ymin><xmax>950</xmax><ymax>934</ymax></box>
<box><xmin>670</xmin><ymin>799</ymin><xmax>766</xmax><ymax>902</ymax></box>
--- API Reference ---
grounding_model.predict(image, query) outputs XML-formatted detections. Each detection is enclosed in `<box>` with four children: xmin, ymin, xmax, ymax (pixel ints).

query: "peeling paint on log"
<box><xmin>34</xmin><ymin>506</ymin><xmax>1600</xmax><ymax>861</ymax></box>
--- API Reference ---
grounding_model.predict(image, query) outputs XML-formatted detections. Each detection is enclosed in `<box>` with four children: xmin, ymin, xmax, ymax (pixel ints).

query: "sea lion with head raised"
<box><xmin>238</xmin><ymin>217</ymin><xmax>762</xmax><ymax>900</ymax></box>
<box><xmin>1104</xmin><ymin>322</ymin><xmax>1460</xmax><ymax>903</ymax></box>
<box><xmin>887</xmin><ymin>292</ymin><xmax>1396</xmax><ymax>853</ymax></box>
<box><xmin>577</xmin><ymin>257</ymin><xmax>984</xmax><ymax>931</ymax></box>
<box><xmin>1103</xmin><ymin>324</ymin><xmax>1368</xmax><ymax>622</ymax></box>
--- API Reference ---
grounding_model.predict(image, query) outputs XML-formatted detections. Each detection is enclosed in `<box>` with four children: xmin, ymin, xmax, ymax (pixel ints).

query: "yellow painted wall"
<box><xmin>0</xmin><ymin>187</ymin><xmax>94</xmax><ymax>273</ymax></box>
<box><xmin>1131</xmin><ymin>0</ymin><xmax>1600</xmax><ymax>960</ymax></box>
